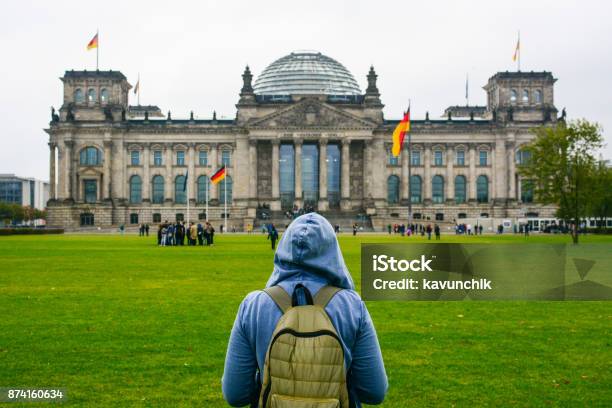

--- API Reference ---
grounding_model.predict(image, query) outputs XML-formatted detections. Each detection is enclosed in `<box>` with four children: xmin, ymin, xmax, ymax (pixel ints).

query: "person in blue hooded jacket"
<box><xmin>222</xmin><ymin>213</ymin><xmax>388</xmax><ymax>407</ymax></box>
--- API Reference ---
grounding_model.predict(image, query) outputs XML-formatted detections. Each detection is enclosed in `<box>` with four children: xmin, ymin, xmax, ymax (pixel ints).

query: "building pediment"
<box><xmin>248</xmin><ymin>99</ymin><xmax>376</xmax><ymax>129</ymax></box>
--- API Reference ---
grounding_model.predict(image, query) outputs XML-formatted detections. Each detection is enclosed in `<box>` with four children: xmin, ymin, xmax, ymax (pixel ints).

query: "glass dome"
<box><xmin>253</xmin><ymin>51</ymin><xmax>362</xmax><ymax>96</ymax></box>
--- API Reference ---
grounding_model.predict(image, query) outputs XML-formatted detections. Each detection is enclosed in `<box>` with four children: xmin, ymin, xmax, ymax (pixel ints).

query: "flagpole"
<box><xmin>224</xmin><ymin>175</ymin><xmax>227</xmax><ymax>233</ymax></box>
<box><xmin>205</xmin><ymin>177</ymin><xmax>209</xmax><ymax>221</ymax></box>
<box><xmin>407</xmin><ymin>100</ymin><xmax>412</xmax><ymax>230</ymax></box>
<box><xmin>465</xmin><ymin>73</ymin><xmax>468</xmax><ymax>106</ymax></box>
<box><xmin>96</xmin><ymin>29</ymin><xmax>99</xmax><ymax>70</ymax></box>
<box><xmin>517</xmin><ymin>30</ymin><xmax>521</xmax><ymax>72</ymax></box>
<box><xmin>137</xmin><ymin>73</ymin><xmax>140</xmax><ymax>106</ymax></box>
<box><xmin>187</xmin><ymin>174</ymin><xmax>190</xmax><ymax>224</ymax></box>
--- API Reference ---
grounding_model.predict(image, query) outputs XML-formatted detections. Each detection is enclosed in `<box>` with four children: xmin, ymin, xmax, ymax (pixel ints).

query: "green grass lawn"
<box><xmin>0</xmin><ymin>233</ymin><xmax>610</xmax><ymax>407</ymax></box>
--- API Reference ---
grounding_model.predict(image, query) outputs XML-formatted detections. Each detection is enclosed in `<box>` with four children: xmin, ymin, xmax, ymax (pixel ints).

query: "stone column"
<box><xmin>294</xmin><ymin>138</ymin><xmax>302</xmax><ymax>205</ymax></box>
<box><xmin>165</xmin><ymin>143</ymin><xmax>173</xmax><ymax>202</ymax></box>
<box><xmin>271</xmin><ymin>140</ymin><xmax>280</xmax><ymax>197</ymax></box>
<box><xmin>210</xmin><ymin>144</ymin><xmax>218</xmax><ymax>200</ymax></box>
<box><xmin>143</xmin><ymin>143</ymin><xmax>150</xmax><ymax>202</ymax></box>
<box><xmin>340</xmin><ymin>139</ymin><xmax>351</xmax><ymax>210</ymax></box>
<box><xmin>48</xmin><ymin>143</ymin><xmax>56</xmax><ymax>200</ymax></box>
<box><xmin>446</xmin><ymin>145</ymin><xmax>454</xmax><ymax>202</ymax></box>
<box><xmin>318</xmin><ymin>139</ymin><xmax>328</xmax><ymax>210</ymax></box>
<box><xmin>495</xmin><ymin>137</ymin><xmax>506</xmax><ymax>204</ymax></box>
<box><xmin>65</xmin><ymin>141</ymin><xmax>76</xmax><ymax>201</ymax></box>
<box><xmin>56</xmin><ymin>144</ymin><xmax>65</xmax><ymax>200</ymax></box>
<box><xmin>121</xmin><ymin>141</ymin><xmax>128</xmax><ymax>201</ymax></box>
<box><xmin>468</xmin><ymin>143</ymin><xmax>476</xmax><ymax>202</ymax></box>
<box><xmin>249</xmin><ymin>139</ymin><xmax>258</xmax><ymax>201</ymax></box>
<box><xmin>508</xmin><ymin>142</ymin><xmax>516</xmax><ymax>201</ymax></box>
<box><xmin>423</xmin><ymin>143</ymin><xmax>432</xmax><ymax>203</ymax></box>
<box><xmin>103</xmin><ymin>140</ymin><xmax>112</xmax><ymax>200</ymax></box>
<box><xmin>400</xmin><ymin>144</ymin><xmax>409</xmax><ymax>202</ymax></box>
<box><xmin>188</xmin><ymin>143</ymin><xmax>196</xmax><ymax>203</ymax></box>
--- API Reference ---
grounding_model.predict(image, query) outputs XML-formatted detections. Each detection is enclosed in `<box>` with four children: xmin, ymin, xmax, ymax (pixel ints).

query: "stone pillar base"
<box><xmin>340</xmin><ymin>199</ymin><xmax>351</xmax><ymax>211</ymax></box>
<box><xmin>317</xmin><ymin>200</ymin><xmax>329</xmax><ymax>211</ymax></box>
<box><xmin>270</xmin><ymin>199</ymin><xmax>281</xmax><ymax>211</ymax></box>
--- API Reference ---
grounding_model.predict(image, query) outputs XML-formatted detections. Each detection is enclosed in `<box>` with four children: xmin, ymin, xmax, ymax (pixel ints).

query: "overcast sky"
<box><xmin>1</xmin><ymin>0</ymin><xmax>611</xmax><ymax>181</ymax></box>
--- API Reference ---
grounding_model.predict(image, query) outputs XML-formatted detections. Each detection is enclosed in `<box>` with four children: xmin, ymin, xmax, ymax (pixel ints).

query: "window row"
<box><xmin>509</xmin><ymin>88</ymin><xmax>543</xmax><ymax>104</ymax></box>
<box><xmin>74</xmin><ymin>88</ymin><xmax>110</xmax><ymax>104</ymax></box>
<box><xmin>387</xmin><ymin>175</ymin><xmax>490</xmax><ymax>204</ymax></box>
<box><xmin>388</xmin><ymin>149</ymin><xmax>489</xmax><ymax>166</ymax></box>
<box><xmin>78</xmin><ymin>146</ymin><xmax>232</xmax><ymax>167</ymax></box>
<box><xmin>129</xmin><ymin>175</ymin><xmax>232</xmax><ymax>204</ymax></box>
<box><xmin>130</xmin><ymin>149</ymin><xmax>231</xmax><ymax>167</ymax></box>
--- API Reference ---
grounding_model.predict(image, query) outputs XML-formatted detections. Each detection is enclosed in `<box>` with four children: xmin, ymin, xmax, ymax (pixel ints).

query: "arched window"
<box><xmin>87</xmin><ymin>88</ymin><xmax>96</xmax><ymax>102</ymax></box>
<box><xmin>535</xmin><ymin>89</ymin><xmax>542</xmax><ymax>104</ymax></box>
<box><xmin>477</xmin><ymin>175</ymin><xmax>489</xmax><ymax>203</ymax></box>
<box><xmin>129</xmin><ymin>175</ymin><xmax>142</xmax><ymax>203</ymax></box>
<box><xmin>510</xmin><ymin>89</ymin><xmax>517</xmax><ymax>102</ymax></box>
<box><xmin>197</xmin><ymin>175</ymin><xmax>210</xmax><ymax>203</ymax></box>
<box><xmin>432</xmin><ymin>175</ymin><xmax>444</xmax><ymax>203</ymax></box>
<box><xmin>455</xmin><ymin>175</ymin><xmax>466</xmax><ymax>204</ymax></box>
<box><xmin>74</xmin><ymin>88</ymin><xmax>84</xmax><ymax>103</ymax></box>
<box><xmin>410</xmin><ymin>175</ymin><xmax>421</xmax><ymax>203</ymax></box>
<box><xmin>387</xmin><ymin>175</ymin><xmax>400</xmax><ymax>204</ymax></box>
<box><xmin>79</xmin><ymin>146</ymin><xmax>102</xmax><ymax>165</ymax></box>
<box><xmin>100</xmin><ymin>88</ymin><xmax>109</xmax><ymax>103</ymax></box>
<box><xmin>152</xmin><ymin>176</ymin><xmax>164</xmax><ymax>204</ymax></box>
<box><xmin>219</xmin><ymin>175</ymin><xmax>233</xmax><ymax>204</ymax></box>
<box><xmin>175</xmin><ymin>175</ymin><xmax>187</xmax><ymax>204</ymax></box>
<box><xmin>522</xmin><ymin>89</ymin><xmax>529</xmax><ymax>103</ymax></box>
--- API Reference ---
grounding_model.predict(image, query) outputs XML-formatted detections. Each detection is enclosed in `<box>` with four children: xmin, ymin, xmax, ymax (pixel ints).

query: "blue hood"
<box><xmin>265</xmin><ymin>213</ymin><xmax>355</xmax><ymax>290</ymax></box>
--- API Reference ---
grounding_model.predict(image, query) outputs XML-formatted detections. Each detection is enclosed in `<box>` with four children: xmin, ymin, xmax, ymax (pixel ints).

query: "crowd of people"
<box><xmin>387</xmin><ymin>223</ymin><xmax>441</xmax><ymax>239</ymax></box>
<box><xmin>157</xmin><ymin>220</ymin><xmax>215</xmax><ymax>246</ymax></box>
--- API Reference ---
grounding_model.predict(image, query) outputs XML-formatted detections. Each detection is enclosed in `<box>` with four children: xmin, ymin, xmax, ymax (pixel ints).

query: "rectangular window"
<box><xmin>129</xmin><ymin>213</ymin><xmax>139</xmax><ymax>224</ymax></box>
<box><xmin>131</xmin><ymin>150</ymin><xmax>140</xmax><ymax>166</ymax></box>
<box><xmin>154</xmin><ymin>150</ymin><xmax>162</xmax><ymax>166</ymax></box>
<box><xmin>152</xmin><ymin>213</ymin><xmax>161</xmax><ymax>223</ymax></box>
<box><xmin>456</xmin><ymin>150</ymin><xmax>465</xmax><ymax>166</ymax></box>
<box><xmin>0</xmin><ymin>181</ymin><xmax>22</xmax><ymax>204</ymax></box>
<box><xmin>176</xmin><ymin>151</ymin><xmax>185</xmax><ymax>166</ymax></box>
<box><xmin>80</xmin><ymin>213</ymin><xmax>94</xmax><ymax>226</ymax></box>
<box><xmin>411</xmin><ymin>150</ymin><xmax>421</xmax><ymax>166</ymax></box>
<box><xmin>84</xmin><ymin>180</ymin><xmax>97</xmax><ymax>203</ymax></box>
<box><xmin>199</xmin><ymin>151</ymin><xmax>208</xmax><ymax>166</ymax></box>
<box><xmin>221</xmin><ymin>150</ymin><xmax>231</xmax><ymax>167</ymax></box>
<box><xmin>434</xmin><ymin>150</ymin><xmax>443</xmax><ymax>166</ymax></box>
<box><xmin>176</xmin><ymin>213</ymin><xmax>184</xmax><ymax>222</ymax></box>
<box><xmin>479</xmin><ymin>151</ymin><xmax>488</xmax><ymax>166</ymax></box>
<box><xmin>388</xmin><ymin>149</ymin><xmax>399</xmax><ymax>166</ymax></box>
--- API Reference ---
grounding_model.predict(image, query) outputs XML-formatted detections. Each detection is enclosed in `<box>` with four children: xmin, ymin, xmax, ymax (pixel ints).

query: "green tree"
<box><xmin>519</xmin><ymin>120</ymin><xmax>604</xmax><ymax>244</ymax></box>
<box><xmin>588</xmin><ymin>160</ymin><xmax>612</xmax><ymax>231</ymax></box>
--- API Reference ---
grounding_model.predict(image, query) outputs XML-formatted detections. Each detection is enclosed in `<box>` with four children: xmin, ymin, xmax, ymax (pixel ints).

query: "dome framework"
<box><xmin>253</xmin><ymin>51</ymin><xmax>362</xmax><ymax>96</ymax></box>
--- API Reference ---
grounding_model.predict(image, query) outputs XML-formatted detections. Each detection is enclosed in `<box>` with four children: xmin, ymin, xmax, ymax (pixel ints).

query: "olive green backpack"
<box><xmin>259</xmin><ymin>284</ymin><xmax>350</xmax><ymax>408</ymax></box>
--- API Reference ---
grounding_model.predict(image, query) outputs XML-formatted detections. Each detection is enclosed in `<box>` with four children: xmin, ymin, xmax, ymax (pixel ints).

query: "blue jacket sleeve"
<box><xmin>222</xmin><ymin>299</ymin><xmax>259</xmax><ymax>407</ymax></box>
<box><xmin>348</xmin><ymin>301</ymin><xmax>388</xmax><ymax>405</ymax></box>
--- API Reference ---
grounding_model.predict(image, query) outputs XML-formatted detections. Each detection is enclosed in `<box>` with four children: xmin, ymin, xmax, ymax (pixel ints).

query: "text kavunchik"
<box><xmin>373</xmin><ymin>278</ymin><xmax>492</xmax><ymax>290</ymax></box>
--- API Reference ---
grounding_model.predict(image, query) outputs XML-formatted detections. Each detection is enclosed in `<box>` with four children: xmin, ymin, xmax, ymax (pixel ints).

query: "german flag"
<box><xmin>87</xmin><ymin>32</ymin><xmax>98</xmax><ymax>50</ymax></box>
<box><xmin>210</xmin><ymin>166</ymin><xmax>226</xmax><ymax>184</ymax></box>
<box><xmin>391</xmin><ymin>108</ymin><xmax>410</xmax><ymax>157</ymax></box>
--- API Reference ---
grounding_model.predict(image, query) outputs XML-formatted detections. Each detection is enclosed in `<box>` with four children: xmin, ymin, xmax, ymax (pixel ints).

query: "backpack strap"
<box><xmin>262</xmin><ymin>286</ymin><xmax>291</xmax><ymax>313</ymax></box>
<box><xmin>314</xmin><ymin>285</ymin><xmax>342</xmax><ymax>307</ymax></box>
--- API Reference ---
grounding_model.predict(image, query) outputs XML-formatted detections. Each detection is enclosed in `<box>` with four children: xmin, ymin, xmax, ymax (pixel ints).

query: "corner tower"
<box><xmin>59</xmin><ymin>70</ymin><xmax>131</xmax><ymax>122</ymax></box>
<box><xmin>484</xmin><ymin>71</ymin><xmax>557</xmax><ymax>122</ymax></box>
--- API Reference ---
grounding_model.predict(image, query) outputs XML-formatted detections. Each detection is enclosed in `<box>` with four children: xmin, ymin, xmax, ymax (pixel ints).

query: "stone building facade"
<box><xmin>45</xmin><ymin>51</ymin><xmax>558</xmax><ymax>230</ymax></box>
